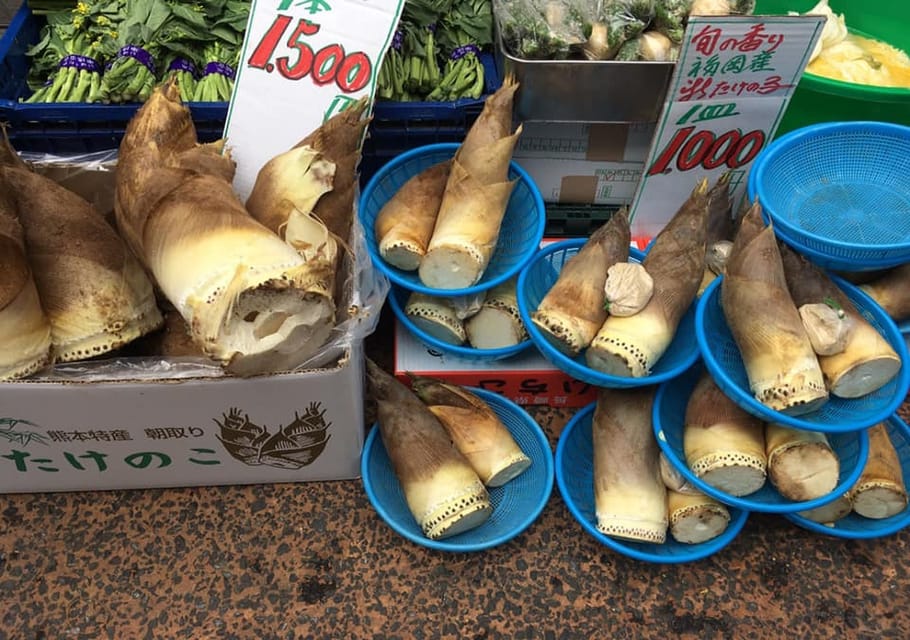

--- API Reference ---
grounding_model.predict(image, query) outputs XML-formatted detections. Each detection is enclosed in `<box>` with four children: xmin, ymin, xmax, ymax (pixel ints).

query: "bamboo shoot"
<box><xmin>698</xmin><ymin>173</ymin><xmax>734</xmax><ymax>296</ymax></box>
<box><xmin>859</xmin><ymin>263</ymin><xmax>910</xmax><ymax>323</ymax></box>
<box><xmin>668</xmin><ymin>490</ymin><xmax>731</xmax><ymax>544</ymax></box>
<box><xmin>411</xmin><ymin>376</ymin><xmax>531</xmax><ymax>487</ymax></box>
<box><xmin>797</xmin><ymin>493</ymin><xmax>853</xmax><ymax>525</ymax></box>
<box><xmin>852</xmin><ymin>422</ymin><xmax>908</xmax><ymax>519</ymax></box>
<box><xmin>765</xmin><ymin>423</ymin><xmax>840</xmax><ymax>502</ymax></box>
<box><xmin>721</xmin><ymin>203</ymin><xmax>828</xmax><ymax>415</ymax></box>
<box><xmin>593</xmin><ymin>386</ymin><xmax>668</xmax><ymax>543</ymax></box>
<box><xmin>366</xmin><ymin>361</ymin><xmax>492</xmax><ymax>538</ymax></box>
<box><xmin>531</xmin><ymin>209</ymin><xmax>631</xmax><ymax>356</ymax></box>
<box><xmin>587</xmin><ymin>180</ymin><xmax>709</xmax><ymax>377</ymax></box>
<box><xmin>464</xmin><ymin>278</ymin><xmax>527</xmax><ymax>349</ymax></box>
<box><xmin>660</xmin><ymin>453</ymin><xmax>701</xmax><ymax>496</ymax></box>
<box><xmin>404</xmin><ymin>292</ymin><xmax>467</xmax><ymax>345</ymax></box>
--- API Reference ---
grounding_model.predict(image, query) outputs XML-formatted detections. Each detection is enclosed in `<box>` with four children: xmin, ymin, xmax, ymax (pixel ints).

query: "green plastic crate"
<box><xmin>755</xmin><ymin>0</ymin><xmax>910</xmax><ymax>135</ymax></box>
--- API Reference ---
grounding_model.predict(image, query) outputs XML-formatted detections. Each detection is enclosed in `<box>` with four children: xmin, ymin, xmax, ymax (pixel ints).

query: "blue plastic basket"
<box><xmin>653</xmin><ymin>362</ymin><xmax>870</xmax><ymax>514</ymax></box>
<box><xmin>696</xmin><ymin>276</ymin><xmax>910</xmax><ymax>433</ymax></box>
<box><xmin>748</xmin><ymin>121</ymin><xmax>910</xmax><ymax>272</ymax></box>
<box><xmin>516</xmin><ymin>240</ymin><xmax>700</xmax><ymax>389</ymax></box>
<box><xmin>387</xmin><ymin>283</ymin><xmax>534</xmax><ymax>362</ymax></box>
<box><xmin>360</xmin><ymin>143</ymin><xmax>546</xmax><ymax>298</ymax></box>
<box><xmin>556</xmin><ymin>401</ymin><xmax>749</xmax><ymax>564</ymax></box>
<box><xmin>785</xmin><ymin>415</ymin><xmax>910</xmax><ymax>540</ymax></box>
<box><xmin>361</xmin><ymin>387</ymin><xmax>554</xmax><ymax>552</ymax></box>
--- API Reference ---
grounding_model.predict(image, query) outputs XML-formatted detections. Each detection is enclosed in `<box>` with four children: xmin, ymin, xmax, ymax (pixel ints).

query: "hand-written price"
<box><xmin>247</xmin><ymin>14</ymin><xmax>372</xmax><ymax>92</ymax></box>
<box><xmin>648</xmin><ymin>125</ymin><xmax>765</xmax><ymax>176</ymax></box>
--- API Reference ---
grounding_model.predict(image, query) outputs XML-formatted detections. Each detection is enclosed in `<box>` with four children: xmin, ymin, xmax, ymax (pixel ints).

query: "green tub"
<box><xmin>755</xmin><ymin>0</ymin><xmax>910</xmax><ymax>135</ymax></box>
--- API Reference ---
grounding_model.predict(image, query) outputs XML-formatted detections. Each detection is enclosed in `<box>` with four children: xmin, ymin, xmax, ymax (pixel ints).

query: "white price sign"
<box><xmin>629</xmin><ymin>15</ymin><xmax>825</xmax><ymax>240</ymax></box>
<box><xmin>224</xmin><ymin>0</ymin><xmax>406</xmax><ymax>200</ymax></box>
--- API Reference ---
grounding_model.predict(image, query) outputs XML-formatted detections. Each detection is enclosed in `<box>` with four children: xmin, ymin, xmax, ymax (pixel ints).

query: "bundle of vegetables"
<box><xmin>494</xmin><ymin>0</ymin><xmax>755</xmax><ymax>62</ymax></box>
<box><xmin>376</xmin><ymin>0</ymin><xmax>495</xmax><ymax>101</ymax></box>
<box><xmin>189</xmin><ymin>1</ymin><xmax>250</xmax><ymax>102</ymax></box>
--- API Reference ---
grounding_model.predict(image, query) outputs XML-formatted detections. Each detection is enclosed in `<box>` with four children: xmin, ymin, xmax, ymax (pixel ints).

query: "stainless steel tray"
<box><xmin>495</xmin><ymin>34</ymin><xmax>674</xmax><ymax>124</ymax></box>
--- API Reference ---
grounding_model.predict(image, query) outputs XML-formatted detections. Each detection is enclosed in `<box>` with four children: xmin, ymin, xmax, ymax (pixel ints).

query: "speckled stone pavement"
<box><xmin>1</xmin><ymin>313</ymin><xmax>909</xmax><ymax>639</ymax></box>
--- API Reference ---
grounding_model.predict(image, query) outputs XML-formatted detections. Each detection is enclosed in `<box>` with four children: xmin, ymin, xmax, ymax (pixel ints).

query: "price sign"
<box><xmin>629</xmin><ymin>15</ymin><xmax>825</xmax><ymax>240</ymax></box>
<box><xmin>224</xmin><ymin>0</ymin><xmax>407</xmax><ymax>200</ymax></box>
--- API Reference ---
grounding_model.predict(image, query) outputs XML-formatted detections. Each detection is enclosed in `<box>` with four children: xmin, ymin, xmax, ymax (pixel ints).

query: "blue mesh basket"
<box><xmin>784</xmin><ymin>415</ymin><xmax>910</xmax><ymax>539</ymax></box>
<box><xmin>653</xmin><ymin>362</ymin><xmax>870</xmax><ymax>514</ymax></box>
<box><xmin>556</xmin><ymin>402</ymin><xmax>749</xmax><ymax>564</ymax></box>
<box><xmin>696</xmin><ymin>276</ymin><xmax>910</xmax><ymax>433</ymax></box>
<box><xmin>748</xmin><ymin>121</ymin><xmax>910</xmax><ymax>272</ymax></box>
<box><xmin>359</xmin><ymin>143</ymin><xmax>546</xmax><ymax>298</ymax></box>
<box><xmin>361</xmin><ymin>387</ymin><xmax>554</xmax><ymax>552</ymax></box>
<box><xmin>387</xmin><ymin>283</ymin><xmax>534</xmax><ymax>362</ymax></box>
<box><xmin>516</xmin><ymin>240</ymin><xmax>699</xmax><ymax>389</ymax></box>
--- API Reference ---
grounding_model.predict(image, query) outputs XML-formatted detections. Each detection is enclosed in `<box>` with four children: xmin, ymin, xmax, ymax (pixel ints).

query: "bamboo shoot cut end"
<box><xmin>752</xmin><ymin>362</ymin><xmax>829</xmax><ymax>416</ymax></box>
<box><xmin>797</xmin><ymin>493</ymin><xmax>853</xmax><ymax>525</ymax></box>
<box><xmin>669</xmin><ymin>502</ymin><xmax>731</xmax><ymax>544</ymax></box>
<box><xmin>54</xmin><ymin>306</ymin><xmax>164</xmax><ymax>364</ymax></box>
<box><xmin>405</xmin><ymin>294</ymin><xmax>466</xmax><ymax>346</ymax></box>
<box><xmin>530</xmin><ymin>311</ymin><xmax>590</xmax><ymax>357</ymax></box>
<box><xmin>768</xmin><ymin>441</ymin><xmax>840</xmax><ymax>502</ymax></box>
<box><xmin>379</xmin><ymin>238</ymin><xmax>425</xmax><ymax>272</ymax></box>
<box><xmin>826</xmin><ymin>355</ymin><xmax>902</xmax><ymax>399</ymax></box>
<box><xmin>586</xmin><ymin>311</ymin><xmax>674</xmax><ymax>378</ymax></box>
<box><xmin>596</xmin><ymin>515</ymin><xmax>668</xmax><ymax>544</ymax></box>
<box><xmin>690</xmin><ymin>451</ymin><xmax>767</xmax><ymax>497</ymax></box>
<box><xmin>466</xmin><ymin>306</ymin><xmax>525</xmax><ymax>349</ymax></box>
<box><xmin>419</xmin><ymin>478</ymin><xmax>493</xmax><ymax>539</ymax></box>
<box><xmin>852</xmin><ymin>482</ymin><xmax>908</xmax><ymax>520</ymax></box>
<box><xmin>419</xmin><ymin>244</ymin><xmax>487</xmax><ymax>290</ymax></box>
<box><xmin>485</xmin><ymin>452</ymin><xmax>533</xmax><ymax>487</ymax></box>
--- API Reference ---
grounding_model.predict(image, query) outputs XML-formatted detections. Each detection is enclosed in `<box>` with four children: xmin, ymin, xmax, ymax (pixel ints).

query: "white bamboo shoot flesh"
<box><xmin>766</xmin><ymin>423</ymin><xmax>840</xmax><ymax>502</ymax></box>
<box><xmin>587</xmin><ymin>179</ymin><xmax>709</xmax><ymax>377</ymax></box>
<box><xmin>684</xmin><ymin>372</ymin><xmax>767</xmax><ymax>496</ymax></box>
<box><xmin>721</xmin><ymin>203</ymin><xmax>828</xmax><ymax>415</ymax></box>
<box><xmin>852</xmin><ymin>422</ymin><xmax>908</xmax><ymax>519</ymax></box>
<box><xmin>404</xmin><ymin>292</ymin><xmax>467</xmax><ymax>345</ymax></box>
<box><xmin>593</xmin><ymin>386</ymin><xmax>668</xmax><ymax>543</ymax></box>
<box><xmin>412</xmin><ymin>376</ymin><xmax>532</xmax><ymax>487</ymax></box>
<box><xmin>465</xmin><ymin>279</ymin><xmax>527</xmax><ymax>349</ymax></box>
<box><xmin>531</xmin><ymin>209</ymin><xmax>631</xmax><ymax>356</ymax></box>
<box><xmin>366</xmin><ymin>361</ymin><xmax>492</xmax><ymax>539</ymax></box>
<box><xmin>797</xmin><ymin>493</ymin><xmax>853</xmax><ymax>525</ymax></box>
<box><xmin>373</xmin><ymin>160</ymin><xmax>452</xmax><ymax>271</ymax></box>
<box><xmin>668</xmin><ymin>490</ymin><xmax>731</xmax><ymax>544</ymax></box>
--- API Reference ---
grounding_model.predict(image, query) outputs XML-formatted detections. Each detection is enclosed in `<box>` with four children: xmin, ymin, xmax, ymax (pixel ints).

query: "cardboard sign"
<box><xmin>224</xmin><ymin>0</ymin><xmax>407</xmax><ymax>200</ymax></box>
<box><xmin>629</xmin><ymin>15</ymin><xmax>825</xmax><ymax>239</ymax></box>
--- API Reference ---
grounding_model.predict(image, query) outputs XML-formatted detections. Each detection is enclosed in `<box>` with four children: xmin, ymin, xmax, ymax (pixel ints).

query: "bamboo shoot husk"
<box><xmin>698</xmin><ymin>173</ymin><xmax>734</xmax><ymax>296</ymax></box>
<box><xmin>859</xmin><ymin>263</ymin><xmax>910</xmax><ymax>323</ymax></box>
<box><xmin>1</xmin><ymin>162</ymin><xmax>162</xmax><ymax>363</ymax></box>
<box><xmin>721</xmin><ymin>203</ymin><xmax>828</xmax><ymax>415</ymax></box>
<box><xmin>684</xmin><ymin>371</ymin><xmax>767</xmax><ymax>496</ymax></box>
<box><xmin>852</xmin><ymin>422</ymin><xmax>908</xmax><ymax>519</ymax></box>
<box><xmin>668</xmin><ymin>490</ymin><xmax>731</xmax><ymax>544</ymax></box>
<box><xmin>373</xmin><ymin>160</ymin><xmax>452</xmax><ymax>271</ymax></box>
<box><xmin>411</xmin><ymin>376</ymin><xmax>532</xmax><ymax>487</ymax></box>
<box><xmin>593</xmin><ymin>386</ymin><xmax>668</xmax><ymax>543</ymax></box>
<box><xmin>586</xmin><ymin>180</ymin><xmax>709</xmax><ymax>377</ymax></box>
<box><xmin>366</xmin><ymin>361</ymin><xmax>492</xmax><ymax>538</ymax></box>
<box><xmin>797</xmin><ymin>492</ymin><xmax>853</xmax><ymax>525</ymax></box>
<box><xmin>531</xmin><ymin>209</ymin><xmax>631</xmax><ymax>356</ymax></box>
<box><xmin>419</xmin><ymin>78</ymin><xmax>522</xmax><ymax>289</ymax></box>
<box><xmin>765</xmin><ymin>423</ymin><xmax>840</xmax><ymax>502</ymax></box>
<box><xmin>659</xmin><ymin>453</ymin><xmax>701</xmax><ymax>495</ymax></box>
<box><xmin>0</xmin><ymin>185</ymin><xmax>52</xmax><ymax>380</ymax></box>
<box><xmin>779</xmin><ymin>243</ymin><xmax>901</xmax><ymax>398</ymax></box>
<box><xmin>405</xmin><ymin>292</ymin><xmax>467</xmax><ymax>345</ymax></box>
<box><xmin>115</xmin><ymin>83</ymin><xmax>338</xmax><ymax>376</ymax></box>
<box><xmin>464</xmin><ymin>278</ymin><xmax>527</xmax><ymax>349</ymax></box>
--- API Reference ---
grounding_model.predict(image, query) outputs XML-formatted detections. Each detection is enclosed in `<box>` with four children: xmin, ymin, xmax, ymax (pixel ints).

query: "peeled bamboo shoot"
<box><xmin>411</xmin><ymin>376</ymin><xmax>531</xmax><ymax>487</ymax></box>
<box><xmin>852</xmin><ymin>422</ymin><xmax>908</xmax><ymax>519</ymax></box>
<box><xmin>115</xmin><ymin>83</ymin><xmax>337</xmax><ymax>376</ymax></box>
<box><xmin>587</xmin><ymin>180</ymin><xmax>709</xmax><ymax>377</ymax></box>
<box><xmin>668</xmin><ymin>490</ymin><xmax>731</xmax><ymax>544</ymax></box>
<box><xmin>684</xmin><ymin>372</ymin><xmax>767</xmax><ymax>496</ymax></box>
<box><xmin>531</xmin><ymin>209</ymin><xmax>631</xmax><ymax>356</ymax></box>
<box><xmin>374</xmin><ymin>160</ymin><xmax>452</xmax><ymax>271</ymax></box>
<box><xmin>859</xmin><ymin>263</ymin><xmax>910</xmax><ymax>323</ymax></box>
<box><xmin>721</xmin><ymin>203</ymin><xmax>828</xmax><ymax>415</ymax></box>
<box><xmin>464</xmin><ymin>279</ymin><xmax>527</xmax><ymax>349</ymax></box>
<box><xmin>404</xmin><ymin>292</ymin><xmax>467</xmax><ymax>345</ymax></box>
<box><xmin>366</xmin><ymin>361</ymin><xmax>492</xmax><ymax>538</ymax></box>
<box><xmin>780</xmin><ymin>243</ymin><xmax>901</xmax><ymax>398</ymax></box>
<box><xmin>593</xmin><ymin>386</ymin><xmax>668</xmax><ymax>543</ymax></box>
<box><xmin>765</xmin><ymin>423</ymin><xmax>840</xmax><ymax>502</ymax></box>
<box><xmin>0</xmin><ymin>185</ymin><xmax>52</xmax><ymax>380</ymax></box>
<box><xmin>419</xmin><ymin>78</ymin><xmax>522</xmax><ymax>289</ymax></box>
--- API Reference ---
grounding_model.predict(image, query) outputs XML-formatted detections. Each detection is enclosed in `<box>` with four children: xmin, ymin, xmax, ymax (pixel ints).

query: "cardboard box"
<box><xmin>0</xmin><ymin>344</ymin><xmax>365</xmax><ymax>493</ymax></box>
<box><xmin>394</xmin><ymin>321</ymin><xmax>596</xmax><ymax>409</ymax></box>
<box><xmin>512</xmin><ymin>122</ymin><xmax>656</xmax><ymax>206</ymax></box>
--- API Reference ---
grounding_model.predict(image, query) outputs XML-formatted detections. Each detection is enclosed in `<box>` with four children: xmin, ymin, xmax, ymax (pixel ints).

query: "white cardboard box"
<box><xmin>512</xmin><ymin>122</ymin><xmax>656</xmax><ymax>206</ymax></box>
<box><xmin>0</xmin><ymin>344</ymin><xmax>364</xmax><ymax>493</ymax></box>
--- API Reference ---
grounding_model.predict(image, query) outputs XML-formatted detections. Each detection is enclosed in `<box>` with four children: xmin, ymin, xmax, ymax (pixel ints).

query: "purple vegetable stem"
<box><xmin>59</xmin><ymin>54</ymin><xmax>102</xmax><ymax>73</ymax></box>
<box><xmin>118</xmin><ymin>45</ymin><xmax>155</xmax><ymax>73</ymax></box>
<box><xmin>203</xmin><ymin>62</ymin><xmax>236</xmax><ymax>80</ymax></box>
<box><xmin>450</xmin><ymin>44</ymin><xmax>480</xmax><ymax>61</ymax></box>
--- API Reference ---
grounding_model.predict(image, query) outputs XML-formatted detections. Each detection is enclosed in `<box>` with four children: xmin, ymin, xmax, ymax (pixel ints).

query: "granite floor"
<box><xmin>1</xmin><ymin>305</ymin><xmax>909</xmax><ymax>640</ymax></box>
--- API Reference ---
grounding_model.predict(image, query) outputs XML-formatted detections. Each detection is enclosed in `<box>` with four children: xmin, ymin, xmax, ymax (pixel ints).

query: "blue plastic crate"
<box><xmin>0</xmin><ymin>2</ymin><xmax>499</xmax><ymax>178</ymax></box>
